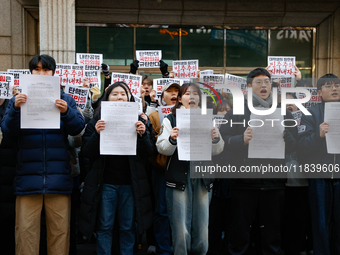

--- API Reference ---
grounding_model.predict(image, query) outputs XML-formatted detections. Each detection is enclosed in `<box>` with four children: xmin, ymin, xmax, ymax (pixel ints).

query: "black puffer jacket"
<box><xmin>78</xmin><ymin>115</ymin><xmax>155</xmax><ymax>239</ymax></box>
<box><xmin>220</xmin><ymin>102</ymin><xmax>298</xmax><ymax>190</ymax></box>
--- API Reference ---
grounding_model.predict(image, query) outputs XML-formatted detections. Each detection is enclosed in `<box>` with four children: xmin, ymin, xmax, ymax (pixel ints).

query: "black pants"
<box><xmin>229</xmin><ymin>189</ymin><xmax>285</xmax><ymax>255</ymax></box>
<box><xmin>282</xmin><ymin>186</ymin><xmax>312</xmax><ymax>255</ymax></box>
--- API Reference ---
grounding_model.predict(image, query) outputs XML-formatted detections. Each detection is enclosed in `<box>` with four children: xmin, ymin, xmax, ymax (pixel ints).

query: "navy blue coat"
<box><xmin>298</xmin><ymin>101</ymin><xmax>340</xmax><ymax>179</ymax></box>
<box><xmin>0</xmin><ymin>90</ymin><xmax>85</xmax><ymax>195</ymax></box>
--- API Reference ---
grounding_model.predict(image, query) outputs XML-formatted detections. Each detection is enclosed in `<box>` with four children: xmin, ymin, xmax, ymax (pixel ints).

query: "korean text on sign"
<box><xmin>172</xmin><ymin>60</ymin><xmax>199</xmax><ymax>79</ymax></box>
<box><xmin>76</xmin><ymin>53</ymin><xmax>103</xmax><ymax>88</ymax></box>
<box><xmin>0</xmin><ymin>74</ymin><xmax>14</xmax><ymax>99</ymax></box>
<box><xmin>225</xmin><ymin>73</ymin><xmax>248</xmax><ymax>95</ymax></box>
<box><xmin>55</xmin><ymin>64</ymin><xmax>85</xmax><ymax>86</ymax></box>
<box><xmin>111</xmin><ymin>72</ymin><xmax>142</xmax><ymax>97</ymax></box>
<box><xmin>136</xmin><ymin>50</ymin><xmax>162</xmax><ymax>68</ymax></box>
<box><xmin>64</xmin><ymin>85</ymin><xmax>89</xmax><ymax>111</ymax></box>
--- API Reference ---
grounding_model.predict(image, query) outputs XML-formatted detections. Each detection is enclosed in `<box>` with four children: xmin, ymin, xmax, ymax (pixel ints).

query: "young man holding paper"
<box><xmin>0</xmin><ymin>54</ymin><xmax>85</xmax><ymax>255</ymax></box>
<box><xmin>220</xmin><ymin>68</ymin><xmax>297</xmax><ymax>255</ymax></box>
<box><xmin>298</xmin><ymin>74</ymin><xmax>340</xmax><ymax>255</ymax></box>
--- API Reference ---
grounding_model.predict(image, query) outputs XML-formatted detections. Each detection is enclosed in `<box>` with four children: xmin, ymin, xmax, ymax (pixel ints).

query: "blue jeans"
<box><xmin>96</xmin><ymin>184</ymin><xmax>135</xmax><ymax>255</ymax></box>
<box><xmin>152</xmin><ymin>170</ymin><xmax>172</xmax><ymax>255</ymax></box>
<box><xmin>166</xmin><ymin>174</ymin><xmax>212</xmax><ymax>255</ymax></box>
<box><xmin>309</xmin><ymin>179</ymin><xmax>340</xmax><ymax>255</ymax></box>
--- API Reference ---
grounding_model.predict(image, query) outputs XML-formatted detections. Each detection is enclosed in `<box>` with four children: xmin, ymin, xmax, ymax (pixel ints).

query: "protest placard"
<box><xmin>268</xmin><ymin>56</ymin><xmax>296</xmax><ymax>91</ymax></box>
<box><xmin>55</xmin><ymin>64</ymin><xmax>85</xmax><ymax>86</ymax></box>
<box><xmin>6</xmin><ymin>69</ymin><xmax>30</xmax><ymax>89</ymax></box>
<box><xmin>153</xmin><ymin>78</ymin><xmax>181</xmax><ymax>101</ymax></box>
<box><xmin>111</xmin><ymin>72</ymin><xmax>142</xmax><ymax>97</ymax></box>
<box><xmin>200</xmin><ymin>74</ymin><xmax>224</xmax><ymax>96</ymax></box>
<box><xmin>64</xmin><ymin>85</ymin><xmax>89</xmax><ymax>111</ymax></box>
<box><xmin>291</xmin><ymin>110</ymin><xmax>303</xmax><ymax>126</ymax></box>
<box><xmin>271</xmin><ymin>75</ymin><xmax>295</xmax><ymax>91</ymax></box>
<box><xmin>298</xmin><ymin>87</ymin><xmax>321</xmax><ymax>108</ymax></box>
<box><xmin>267</xmin><ymin>56</ymin><xmax>296</xmax><ymax>76</ymax></box>
<box><xmin>200</xmin><ymin>70</ymin><xmax>214</xmax><ymax>75</ymax></box>
<box><xmin>76</xmin><ymin>53</ymin><xmax>102</xmax><ymax>88</ymax></box>
<box><xmin>136</xmin><ymin>50</ymin><xmax>162</xmax><ymax>68</ymax></box>
<box><xmin>225</xmin><ymin>73</ymin><xmax>248</xmax><ymax>94</ymax></box>
<box><xmin>0</xmin><ymin>74</ymin><xmax>14</xmax><ymax>99</ymax></box>
<box><xmin>172</xmin><ymin>60</ymin><xmax>199</xmax><ymax>78</ymax></box>
<box><xmin>158</xmin><ymin>105</ymin><xmax>174</xmax><ymax>125</ymax></box>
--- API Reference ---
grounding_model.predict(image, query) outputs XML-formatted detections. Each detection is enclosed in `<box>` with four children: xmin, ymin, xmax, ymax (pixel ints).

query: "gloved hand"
<box><xmin>159</xmin><ymin>60</ymin><xmax>169</xmax><ymax>77</ymax></box>
<box><xmin>90</xmin><ymin>86</ymin><xmax>101</xmax><ymax>101</ymax></box>
<box><xmin>283</xmin><ymin>129</ymin><xmax>296</xmax><ymax>151</ymax></box>
<box><xmin>129</xmin><ymin>60</ymin><xmax>139</xmax><ymax>74</ymax></box>
<box><xmin>101</xmin><ymin>63</ymin><xmax>110</xmax><ymax>76</ymax></box>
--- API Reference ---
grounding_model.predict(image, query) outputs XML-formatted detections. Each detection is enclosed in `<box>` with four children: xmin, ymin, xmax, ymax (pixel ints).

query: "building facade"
<box><xmin>1</xmin><ymin>0</ymin><xmax>340</xmax><ymax>80</ymax></box>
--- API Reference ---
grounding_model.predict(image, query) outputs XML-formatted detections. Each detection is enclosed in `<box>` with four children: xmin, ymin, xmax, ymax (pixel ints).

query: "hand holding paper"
<box><xmin>55</xmin><ymin>99</ymin><xmax>68</xmax><ymax>113</ymax></box>
<box><xmin>15</xmin><ymin>93</ymin><xmax>27</xmax><ymax>108</ymax></box>
<box><xmin>244</xmin><ymin>127</ymin><xmax>253</xmax><ymax>145</ymax></box>
<box><xmin>171</xmin><ymin>127</ymin><xmax>180</xmax><ymax>140</ymax></box>
<box><xmin>95</xmin><ymin>120</ymin><xmax>106</xmax><ymax>134</ymax></box>
<box><xmin>320</xmin><ymin>122</ymin><xmax>329</xmax><ymax>138</ymax></box>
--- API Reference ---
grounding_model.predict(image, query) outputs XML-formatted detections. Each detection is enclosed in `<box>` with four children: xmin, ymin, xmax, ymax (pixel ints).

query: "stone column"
<box><xmin>315</xmin><ymin>8</ymin><xmax>340</xmax><ymax>78</ymax></box>
<box><xmin>39</xmin><ymin>0</ymin><xmax>75</xmax><ymax>63</ymax></box>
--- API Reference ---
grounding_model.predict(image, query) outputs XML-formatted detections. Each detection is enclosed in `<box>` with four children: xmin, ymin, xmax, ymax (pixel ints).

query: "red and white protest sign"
<box><xmin>298</xmin><ymin>87</ymin><xmax>322</xmax><ymax>109</ymax></box>
<box><xmin>268</xmin><ymin>56</ymin><xmax>296</xmax><ymax>76</ymax></box>
<box><xmin>172</xmin><ymin>60</ymin><xmax>199</xmax><ymax>78</ymax></box>
<box><xmin>200</xmin><ymin>74</ymin><xmax>224</xmax><ymax>96</ymax></box>
<box><xmin>55</xmin><ymin>64</ymin><xmax>85</xmax><ymax>86</ymax></box>
<box><xmin>7</xmin><ymin>69</ymin><xmax>30</xmax><ymax>87</ymax></box>
<box><xmin>64</xmin><ymin>85</ymin><xmax>89</xmax><ymax>111</ymax></box>
<box><xmin>153</xmin><ymin>78</ymin><xmax>181</xmax><ymax>101</ymax></box>
<box><xmin>0</xmin><ymin>74</ymin><xmax>14</xmax><ymax>99</ymax></box>
<box><xmin>158</xmin><ymin>105</ymin><xmax>174</xmax><ymax>125</ymax></box>
<box><xmin>136</xmin><ymin>50</ymin><xmax>162</xmax><ymax>68</ymax></box>
<box><xmin>76</xmin><ymin>53</ymin><xmax>102</xmax><ymax>88</ymax></box>
<box><xmin>225</xmin><ymin>73</ymin><xmax>248</xmax><ymax>95</ymax></box>
<box><xmin>291</xmin><ymin>110</ymin><xmax>303</xmax><ymax>127</ymax></box>
<box><xmin>111</xmin><ymin>73</ymin><xmax>142</xmax><ymax>97</ymax></box>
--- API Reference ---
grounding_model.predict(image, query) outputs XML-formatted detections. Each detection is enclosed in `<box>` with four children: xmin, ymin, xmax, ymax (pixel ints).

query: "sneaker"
<box><xmin>147</xmin><ymin>245</ymin><xmax>157</xmax><ymax>254</ymax></box>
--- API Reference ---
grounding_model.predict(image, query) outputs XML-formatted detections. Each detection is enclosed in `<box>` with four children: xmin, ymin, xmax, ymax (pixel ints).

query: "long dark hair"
<box><xmin>171</xmin><ymin>83</ymin><xmax>202</xmax><ymax>116</ymax></box>
<box><xmin>94</xmin><ymin>82</ymin><xmax>135</xmax><ymax>118</ymax></box>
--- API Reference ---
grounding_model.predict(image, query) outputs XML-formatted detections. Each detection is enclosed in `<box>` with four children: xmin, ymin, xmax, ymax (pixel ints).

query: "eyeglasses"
<box><xmin>323</xmin><ymin>84</ymin><xmax>340</xmax><ymax>90</ymax></box>
<box><xmin>253</xmin><ymin>79</ymin><xmax>271</xmax><ymax>86</ymax></box>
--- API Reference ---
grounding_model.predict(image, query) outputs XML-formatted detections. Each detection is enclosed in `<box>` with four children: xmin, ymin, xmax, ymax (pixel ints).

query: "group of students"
<box><xmin>0</xmin><ymin>54</ymin><xmax>339</xmax><ymax>255</ymax></box>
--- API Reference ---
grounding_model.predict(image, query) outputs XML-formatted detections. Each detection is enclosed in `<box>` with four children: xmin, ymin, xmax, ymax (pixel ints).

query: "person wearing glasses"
<box><xmin>220</xmin><ymin>68</ymin><xmax>298</xmax><ymax>255</ymax></box>
<box><xmin>298</xmin><ymin>74</ymin><xmax>340</xmax><ymax>255</ymax></box>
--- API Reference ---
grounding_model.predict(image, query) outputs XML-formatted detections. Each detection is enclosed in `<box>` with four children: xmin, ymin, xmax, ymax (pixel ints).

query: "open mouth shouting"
<box><xmin>287</xmin><ymin>105</ymin><xmax>294</xmax><ymax>112</ymax></box>
<box><xmin>189</xmin><ymin>100</ymin><xmax>196</xmax><ymax>107</ymax></box>
<box><xmin>171</xmin><ymin>96</ymin><xmax>177</xmax><ymax>104</ymax></box>
<box><xmin>332</xmin><ymin>92</ymin><xmax>339</xmax><ymax>97</ymax></box>
<box><xmin>260</xmin><ymin>88</ymin><xmax>268</xmax><ymax>97</ymax></box>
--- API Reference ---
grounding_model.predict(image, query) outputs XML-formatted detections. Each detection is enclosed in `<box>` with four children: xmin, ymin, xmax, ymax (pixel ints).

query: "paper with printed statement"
<box><xmin>20</xmin><ymin>75</ymin><xmax>60</xmax><ymax>129</ymax></box>
<box><xmin>100</xmin><ymin>101</ymin><xmax>139</xmax><ymax>155</ymax></box>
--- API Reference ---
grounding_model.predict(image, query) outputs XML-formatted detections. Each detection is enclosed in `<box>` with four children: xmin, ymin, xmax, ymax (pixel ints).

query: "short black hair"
<box><xmin>29</xmin><ymin>55</ymin><xmax>56</xmax><ymax>75</ymax></box>
<box><xmin>317</xmin><ymin>74</ymin><xmax>340</xmax><ymax>90</ymax></box>
<box><xmin>247</xmin><ymin>68</ymin><xmax>271</xmax><ymax>86</ymax></box>
<box><xmin>296</xmin><ymin>79</ymin><xmax>313</xmax><ymax>87</ymax></box>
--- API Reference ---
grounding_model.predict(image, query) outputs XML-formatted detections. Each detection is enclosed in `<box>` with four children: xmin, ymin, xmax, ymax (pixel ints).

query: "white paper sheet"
<box><xmin>325</xmin><ymin>102</ymin><xmax>340</xmax><ymax>154</ymax></box>
<box><xmin>20</xmin><ymin>75</ymin><xmax>60</xmax><ymax>129</ymax></box>
<box><xmin>100</xmin><ymin>101</ymin><xmax>139</xmax><ymax>155</ymax></box>
<box><xmin>176</xmin><ymin>108</ymin><xmax>212</xmax><ymax>161</ymax></box>
<box><xmin>136</xmin><ymin>50</ymin><xmax>162</xmax><ymax>68</ymax></box>
<box><xmin>248</xmin><ymin>108</ymin><xmax>285</xmax><ymax>159</ymax></box>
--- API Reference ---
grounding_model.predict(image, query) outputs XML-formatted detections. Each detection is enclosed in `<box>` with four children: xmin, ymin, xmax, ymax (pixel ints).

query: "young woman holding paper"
<box><xmin>79</xmin><ymin>82</ymin><xmax>154</xmax><ymax>255</ymax></box>
<box><xmin>156</xmin><ymin>83</ymin><xmax>224</xmax><ymax>255</ymax></box>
